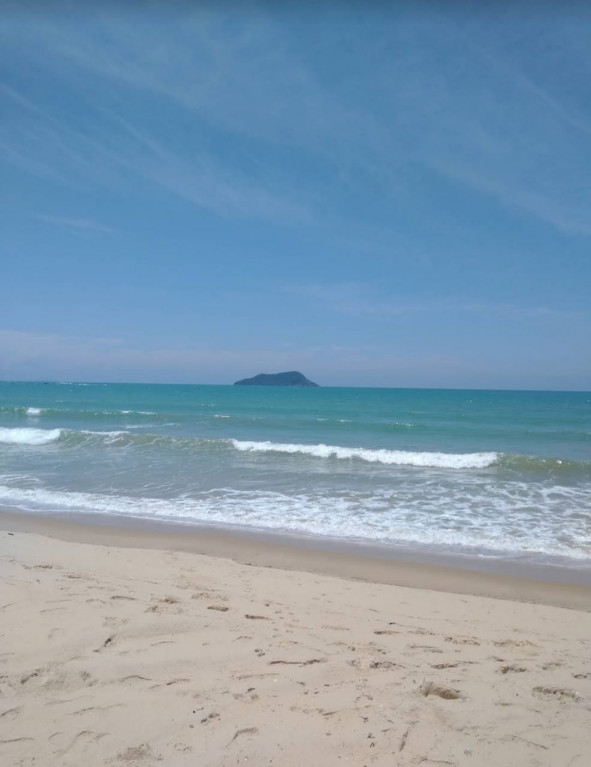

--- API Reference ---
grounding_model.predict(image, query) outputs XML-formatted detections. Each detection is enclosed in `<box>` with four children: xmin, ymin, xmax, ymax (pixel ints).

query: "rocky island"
<box><xmin>233</xmin><ymin>371</ymin><xmax>319</xmax><ymax>387</ymax></box>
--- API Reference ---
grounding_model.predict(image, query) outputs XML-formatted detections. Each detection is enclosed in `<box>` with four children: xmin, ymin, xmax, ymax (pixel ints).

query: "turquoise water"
<box><xmin>1</xmin><ymin>381</ymin><xmax>590</xmax><ymax>564</ymax></box>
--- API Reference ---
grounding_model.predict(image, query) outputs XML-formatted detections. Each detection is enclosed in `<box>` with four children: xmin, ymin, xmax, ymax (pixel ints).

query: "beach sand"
<box><xmin>1</xmin><ymin>516</ymin><xmax>590</xmax><ymax>766</ymax></box>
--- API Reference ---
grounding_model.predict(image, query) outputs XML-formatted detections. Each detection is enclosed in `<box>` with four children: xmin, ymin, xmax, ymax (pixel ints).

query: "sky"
<box><xmin>1</xmin><ymin>1</ymin><xmax>590</xmax><ymax>389</ymax></box>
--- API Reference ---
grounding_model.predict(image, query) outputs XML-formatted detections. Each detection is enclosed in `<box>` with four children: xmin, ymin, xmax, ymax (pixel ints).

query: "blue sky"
<box><xmin>1</xmin><ymin>1</ymin><xmax>590</xmax><ymax>389</ymax></box>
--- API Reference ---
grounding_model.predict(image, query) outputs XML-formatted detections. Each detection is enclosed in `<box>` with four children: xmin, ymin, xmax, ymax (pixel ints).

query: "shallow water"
<box><xmin>1</xmin><ymin>381</ymin><xmax>590</xmax><ymax>564</ymax></box>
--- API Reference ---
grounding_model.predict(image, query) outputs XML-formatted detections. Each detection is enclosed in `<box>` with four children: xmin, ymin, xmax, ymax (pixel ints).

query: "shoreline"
<box><xmin>2</xmin><ymin>508</ymin><xmax>590</xmax><ymax>610</ymax></box>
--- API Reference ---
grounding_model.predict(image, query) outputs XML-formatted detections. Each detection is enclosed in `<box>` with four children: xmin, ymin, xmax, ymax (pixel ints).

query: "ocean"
<box><xmin>1</xmin><ymin>381</ymin><xmax>590</xmax><ymax>568</ymax></box>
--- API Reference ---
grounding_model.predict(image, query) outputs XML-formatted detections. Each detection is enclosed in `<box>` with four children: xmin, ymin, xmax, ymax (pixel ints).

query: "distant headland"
<box><xmin>233</xmin><ymin>371</ymin><xmax>319</xmax><ymax>387</ymax></box>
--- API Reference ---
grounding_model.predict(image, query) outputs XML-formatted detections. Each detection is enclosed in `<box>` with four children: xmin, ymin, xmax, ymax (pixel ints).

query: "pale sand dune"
<box><xmin>1</xmin><ymin>524</ymin><xmax>590</xmax><ymax>767</ymax></box>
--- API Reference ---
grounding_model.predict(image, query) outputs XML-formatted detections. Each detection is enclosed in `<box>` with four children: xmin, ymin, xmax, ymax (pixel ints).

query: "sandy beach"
<box><xmin>1</xmin><ymin>516</ymin><xmax>590</xmax><ymax>767</ymax></box>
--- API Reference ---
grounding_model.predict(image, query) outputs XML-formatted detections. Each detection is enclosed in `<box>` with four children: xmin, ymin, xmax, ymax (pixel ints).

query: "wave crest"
<box><xmin>0</xmin><ymin>427</ymin><xmax>62</xmax><ymax>446</ymax></box>
<box><xmin>230</xmin><ymin>439</ymin><xmax>498</xmax><ymax>469</ymax></box>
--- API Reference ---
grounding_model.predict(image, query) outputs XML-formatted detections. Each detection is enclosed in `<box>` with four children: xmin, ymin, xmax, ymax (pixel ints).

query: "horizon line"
<box><xmin>1</xmin><ymin>379</ymin><xmax>589</xmax><ymax>394</ymax></box>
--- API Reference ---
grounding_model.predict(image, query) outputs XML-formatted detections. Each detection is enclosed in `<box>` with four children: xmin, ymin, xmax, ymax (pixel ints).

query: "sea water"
<box><xmin>1</xmin><ymin>381</ymin><xmax>590</xmax><ymax>566</ymax></box>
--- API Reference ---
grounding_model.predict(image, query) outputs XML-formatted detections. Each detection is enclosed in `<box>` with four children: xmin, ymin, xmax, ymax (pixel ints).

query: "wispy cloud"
<box><xmin>2</xmin><ymin>7</ymin><xmax>590</xmax><ymax>236</ymax></box>
<box><xmin>472</xmin><ymin>40</ymin><xmax>591</xmax><ymax>140</ymax></box>
<box><xmin>288</xmin><ymin>283</ymin><xmax>426</xmax><ymax>317</ymax></box>
<box><xmin>100</xmin><ymin>111</ymin><xmax>308</xmax><ymax>222</ymax></box>
<box><xmin>0</xmin><ymin>81</ymin><xmax>43</xmax><ymax>114</ymax></box>
<box><xmin>428</xmin><ymin>158</ymin><xmax>591</xmax><ymax>237</ymax></box>
<box><xmin>411</xmin><ymin>22</ymin><xmax>591</xmax><ymax>236</ymax></box>
<box><xmin>33</xmin><ymin>213</ymin><xmax>115</xmax><ymax>234</ymax></box>
<box><xmin>290</xmin><ymin>283</ymin><xmax>583</xmax><ymax>322</ymax></box>
<box><xmin>461</xmin><ymin>303</ymin><xmax>582</xmax><ymax>322</ymax></box>
<box><xmin>0</xmin><ymin>14</ymin><xmax>312</xmax><ymax>223</ymax></box>
<box><xmin>1</xmin><ymin>78</ymin><xmax>308</xmax><ymax>223</ymax></box>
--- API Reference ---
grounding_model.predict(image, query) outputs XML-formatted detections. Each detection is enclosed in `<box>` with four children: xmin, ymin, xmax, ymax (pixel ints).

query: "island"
<box><xmin>233</xmin><ymin>371</ymin><xmax>319</xmax><ymax>387</ymax></box>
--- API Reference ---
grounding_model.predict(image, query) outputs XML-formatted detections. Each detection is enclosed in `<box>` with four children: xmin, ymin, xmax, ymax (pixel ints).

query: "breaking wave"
<box><xmin>0</xmin><ymin>428</ymin><xmax>62</xmax><ymax>445</ymax></box>
<box><xmin>230</xmin><ymin>439</ymin><xmax>498</xmax><ymax>469</ymax></box>
<box><xmin>2</xmin><ymin>428</ymin><xmax>589</xmax><ymax>479</ymax></box>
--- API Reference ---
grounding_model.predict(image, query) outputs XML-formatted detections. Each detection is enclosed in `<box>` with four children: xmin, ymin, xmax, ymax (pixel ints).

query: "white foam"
<box><xmin>80</xmin><ymin>430</ymin><xmax>130</xmax><ymax>436</ymax></box>
<box><xmin>26</xmin><ymin>407</ymin><xmax>43</xmax><ymax>416</ymax></box>
<box><xmin>0</xmin><ymin>428</ymin><xmax>61</xmax><ymax>446</ymax></box>
<box><xmin>78</xmin><ymin>429</ymin><xmax>133</xmax><ymax>445</ymax></box>
<box><xmin>230</xmin><ymin>440</ymin><xmax>498</xmax><ymax>469</ymax></box>
<box><xmin>1</xmin><ymin>482</ymin><xmax>589</xmax><ymax>561</ymax></box>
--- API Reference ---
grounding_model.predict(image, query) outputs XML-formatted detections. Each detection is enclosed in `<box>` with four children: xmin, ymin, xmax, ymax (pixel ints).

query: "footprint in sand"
<box><xmin>108</xmin><ymin>743</ymin><xmax>162</xmax><ymax>764</ymax></box>
<box><xmin>229</xmin><ymin>727</ymin><xmax>259</xmax><ymax>744</ymax></box>
<box><xmin>200</xmin><ymin>712</ymin><xmax>220</xmax><ymax>725</ymax></box>
<box><xmin>269</xmin><ymin>658</ymin><xmax>326</xmax><ymax>667</ymax></box>
<box><xmin>0</xmin><ymin>737</ymin><xmax>35</xmax><ymax>745</ymax></box>
<box><xmin>146</xmin><ymin>596</ymin><xmax>182</xmax><ymax>614</ymax></box>
<box><xmin>445</xmin><ymin>636</ymin><xmax>480</xmax><ymax>646</ymax></box>
<box><xmin>94</xmin><ymin>635</ymin><xmax>115</xmax><ymax>653</ymax></box>
<box><xmin>72</xmin><ymin>703</ymin><xmax>125</xmax><ymax>716</ymax></box>
<box><xmin>233</xmin><ymin>690</ymin><xmax>260</xmax><ymax>704</ymax></box>
<box><xmin>419</xmin><ymin>681</ymin><xmax>464</xmax><ymax>700</ymax></box>
<box><xmin>192</xmin><ymin>590</ymin><xmax>227</xmax><ymax>602</ymax></box>
<box><xmin>494</xmin><ymin>639</ymin><xmax>538</xmax><ymax>649</ymax></box>
<box><xmin>0</xmin><ymin>706</ymin><xmax>22</xmax><ymax>721</ymax></box>
<box><xmin>498</xmin><ymin>665</ymin><xmax>527</xmax><ymax>674</ymax></box>
<box><xmin>406</xmin><ymin>644</ymin><xmax>443</xmax><ymax>654</ymax></box>
<box><xmin>20</xmin><ymin>668</ymin><xmax>44</xmax><ymax>685</ymax></box>
<box><xmin>533</xmin><ymin>686</ymin><xmax>580</xmax><ymax>702</ymax></box>
<box><xmin>42</xmin><ymin>670</ymin><xmax>95</xmax><ymax>692</ymax></box>
<box><xmin>368</xmin><ymin>660</ymin><xmax>402</xmax><ymax>670</ymax></box>
<box><xmin>120</xmin><ymin>675</ymin><xmax>152</xmax><ymax>685</ymax></box>
<box><xmin>55</xmin><ymin>729</ymin><xmax>107</xmax><ymax>757</ymax></box>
